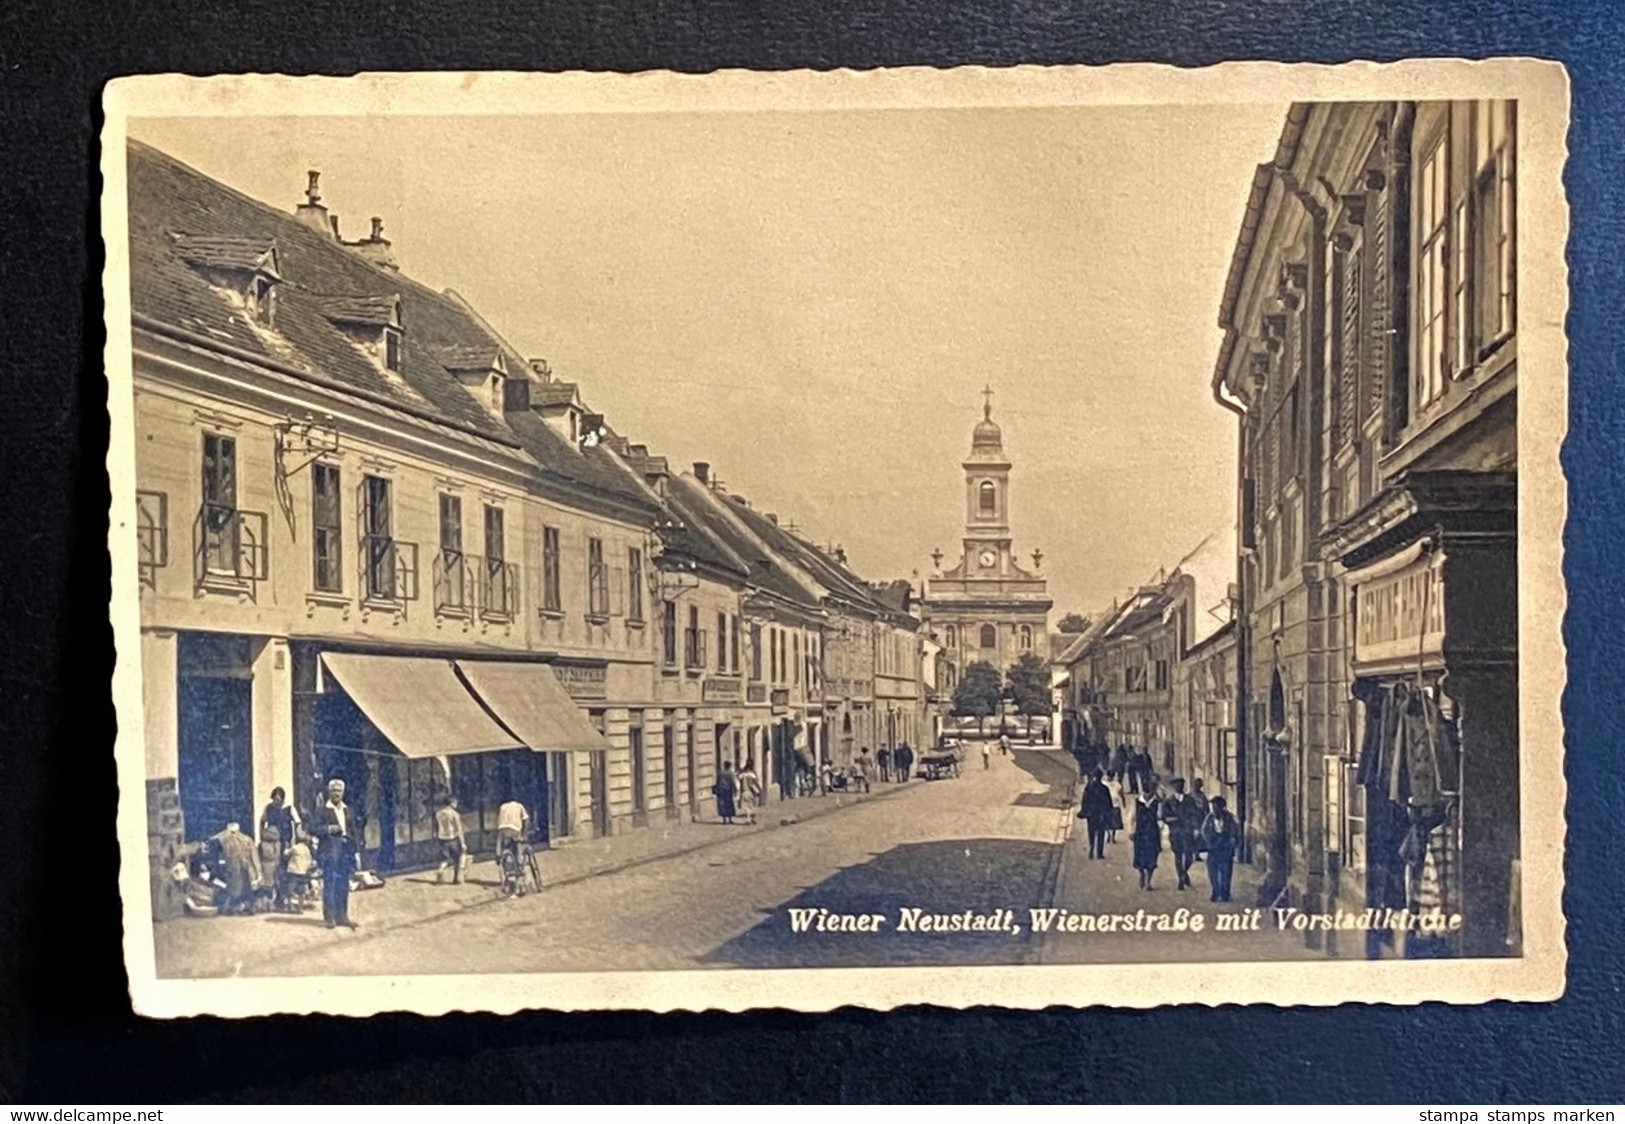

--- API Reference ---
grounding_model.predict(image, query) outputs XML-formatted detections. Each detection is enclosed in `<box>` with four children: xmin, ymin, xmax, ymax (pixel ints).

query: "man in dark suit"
<box><xmin>315</xmin><ymin>778</ymin><xmax>361</xmax><ymax>929</ymax></box>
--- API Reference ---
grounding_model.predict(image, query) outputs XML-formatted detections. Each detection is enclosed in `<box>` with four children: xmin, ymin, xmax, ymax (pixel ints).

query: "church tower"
<box><xmin>962</xmin><ymin>387</ymin><xmax>1013</xmax><ymax>577</ymax></box>
<box><xmin>922</xmin><ymin>388</ymin><xmax>1054</xmax><ymax>713</ymax></box>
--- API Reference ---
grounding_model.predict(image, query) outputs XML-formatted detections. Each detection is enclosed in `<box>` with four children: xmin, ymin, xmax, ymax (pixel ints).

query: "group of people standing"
<box><xmin>1077</xmin><ymin>758</ymin><xmax>1242</xmax><ymax>902</ymax></box>
<box><xmin>714</xmin><ymin>743</ymin><xmax>918</xmax><ymax>823</ymax></box>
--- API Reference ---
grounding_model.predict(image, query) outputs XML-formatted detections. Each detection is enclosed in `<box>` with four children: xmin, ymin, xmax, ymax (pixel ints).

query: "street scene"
<box><xmin>119</xmin><ymin>88</ymin><xmax>1527</xmax><ymax>985</ymax></box>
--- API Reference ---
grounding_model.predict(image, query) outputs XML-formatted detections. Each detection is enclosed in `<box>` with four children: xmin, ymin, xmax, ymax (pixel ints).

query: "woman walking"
<box><xmin>736</xmin><ymin>758</ymin><xmax>763</xmax><ymax>825</ymax></box>
<box><xmin>1131</xmin><ymin>788</ymin><xmax>1162</xmax><ymax>891</ymax></box>
<box><xmin>1103</xmin><ymin>770</ymin><xmax>1126</xmax><ymax>843</ymax></box>
<box><xmin>714</xmin><ymin>761</ymin><xmax>739</xmax><ymax>825</ymax></box>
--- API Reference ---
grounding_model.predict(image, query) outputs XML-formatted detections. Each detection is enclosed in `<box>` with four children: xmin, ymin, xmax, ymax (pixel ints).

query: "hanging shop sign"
<box><xmin>1349</xmin><ymin>543</ymin><xmax>1446</xmax><ymax>669</ymax></box>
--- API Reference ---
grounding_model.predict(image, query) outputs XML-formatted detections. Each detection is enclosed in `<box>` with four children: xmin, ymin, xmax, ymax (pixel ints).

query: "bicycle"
<box><xmin>497</xmin><ymin>836</ymin><xmax>543</xmax><ymax>898</ymax></box>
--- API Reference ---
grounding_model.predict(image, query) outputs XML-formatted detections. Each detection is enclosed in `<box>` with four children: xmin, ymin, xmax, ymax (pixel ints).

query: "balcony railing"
<box><xmin>137</xmin><ymin>490</ymin><xmax>169</xmax><ymax>589</ymax></box>
<box><xmin>193</xmin><ymin>503</ymin><xmax>268</xmax><ymax>592</ymax></box>
<box><xmin>433</xmin><ymin>550</ymin><xmax>473</xmax><ymax>614</ymax></box>
<box><xmin>475</xmin><ymin>556</ymin><xmax>520</xmax><ymax>620</ymax></box>
<box><xmin>360</xmin><ymin>534</ymin><xmax>419</xmax><ymax>604</ymax></box>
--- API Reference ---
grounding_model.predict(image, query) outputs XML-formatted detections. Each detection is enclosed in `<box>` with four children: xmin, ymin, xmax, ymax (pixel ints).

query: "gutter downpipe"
<box><xmin>1212</xmin><ymin>346</ymin><xmax>1252</xmax><ymax>865</ymax></box>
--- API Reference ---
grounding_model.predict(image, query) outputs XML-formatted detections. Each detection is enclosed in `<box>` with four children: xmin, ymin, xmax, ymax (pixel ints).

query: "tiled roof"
<box><xmin>675</xmin><ymin>483</ymin><xmax>823</xmax><ymax>610</ymax></box>
<box><xmin>727</xmin><ymin>501</ymin><xmax>885</xmax><ymax>615</ymax></box>
<box><xmin>318</xmin><ymin>294</ymin><xmax>401</xmax><ymax>327</ymax></box>
<box><xmin>172</xmin><ymin>234</ymin><xmax>280</xmax><ymax>276</ymax></box>
<box><xmin>531</xmin><ymin>381</ymin><xmax>581</xmax><ymax>408</ymax></box>
<box><xmin>652</xmin><ymin>475</ymin><xmax>751</xmax><ymax>581</ymax></box>
<box><xmin>129</xmin><ymin>140</ymin><xmax>664</xmax><ymax>518</ymax></box>
<box><xmin>430</xmin><ymin>343</ymin><xmax>503</xmax><ymax>371</ymax></box>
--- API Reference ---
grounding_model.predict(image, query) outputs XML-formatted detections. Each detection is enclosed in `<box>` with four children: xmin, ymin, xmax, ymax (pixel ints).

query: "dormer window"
<box><xmin>173</xmin><ymin>234</ymin><xmax>282</xmax><ymax>329</ymax></box>
<box><xmin>320</xmin><ymin>293</ymin><xmax>405</xmax><ymax>376</ymax></box>
<box><xmin>384</xmin><ymin>326</ymin><xmax>403</xmax><ymax>371</ymax></box>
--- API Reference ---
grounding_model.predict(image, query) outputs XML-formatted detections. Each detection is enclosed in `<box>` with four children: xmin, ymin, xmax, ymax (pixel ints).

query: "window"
<box><xmin>769</xmin><ymin>627</ymin><xmax>779</xmax><ymax>683</ymax></box>
<box><xmin>384</xmin><ymin>327</ymin><xmax>403</xmax><ymax>372</ymax></box>
<box><xmin>1154</xmin><ymin>659</ymin><xmax>1170</xmax><ymax>692</ymax></box>
<box><xmin>541</xmin><ymin>526</ymin><xmax>561</xmax><ymax>612</ymax></box>
<box><xmin>587</xmin><ymin>537</ymin><xmax>609</xmax><ymax>619</ymax></box>
<box><xmin>1415</xmin><ymin>138</ymin><xmax>1449</xmax><ymax>408</ymax></box>
<box><xmin>1473</xmin><ymin>100</ymin><xmax>1517</xmax><ymax>350</ymax></box>
<box><xmin>1323</xmin><ymin>754</ymin><xmax>1345</xmax><ymax>857</ymax></box>
<box><xmin>362</xmin><ymin>474</ymin><xmax>396</xmax><ymax>600</ymax></box>
<box><xmin>434</xmin><ymin>493</ymin><xmax>466</xmax><ymax>611</ymax></box>
<box><xmin>661</xmin><ymin>600</ymin><xmax>678</xmax><ymax>667</ymax></box>
<box><xmin>730</xmin><ymin>616</ymin><xmax>741</xmax><ymax>674</ymax></box>
<box><xmin>944</xmin><ymin>625</ymin><xmax>957</xmax><ymax>648</ymax></box>
<box><xmin>1019</xmin><ymin>624</ymin><xmax>1033</xmax><ymax>651</ymax></box>
<box><xmin>312</xmin><ymin>463</ymin><xmax>342</xmax><ymax>592</ymax></box>
<box><xmin>483</xmin><ymin>505</ymin><xmax>513</xmax><ymax>617</ymax></box>
<box><xmin>249</xmin><ymin>275</ymin><xmax>275</xmax><ymax>326</ymax></box>
<box><xmin>717</xmin><ymin>611</ymin><xmax>728</xmax><ymax>672</ymax></box>
<box><xmin>201</xmin><ymin>433</ymin><xmax>238</xmax><ymax>575</ymax></box>
<box><xmin>629</xmin><ymin>720</ymin><xmax>647</xmax><ymax>814</ymax></box>
<box><xmin>750</xmin><ymin>624</ymin><xmax>763</xmax><ymax>680</ymax></box>
<box><xmin>662</xmin><ymin>726</ymin><xmax>677</xmax><ymax>809</ymax></box>
<box><xmin>793</xmin><ymin>633</ymin><xmax>801</xmax><ymax>684</ymax></box>
<box><xmin>979</xmin><ymin>623</ymin><xmax>997</xmax><ymax>649</ymax></box>
<box><xmin>978</xmin><ymin>481</ymin><xmax>997</xmax><ymax>516</ymax></box>
<box><xmin>1345</xmin><ymin>764</ymin><xmax>1368</xmax><ymax>873</ymax></box>
<box><xmin>627</xmin><ymin>547</ymin><xmax>645</xmax><ymax>622</ymax></box>
<box><xmin>1125</xmin><ymin>665</ymin><xmax>1147</xmax><ymax>693</ymax></box>
<box><xmin>685</xmin><ymin>605</ymin><xmax>705</xmax><ymax>669</ymax></box>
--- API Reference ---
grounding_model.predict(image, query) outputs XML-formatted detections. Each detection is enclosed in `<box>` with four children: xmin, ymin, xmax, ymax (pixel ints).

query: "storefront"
<box><xmin>1338</xmin><ymin>476</ymin><xmax>1519</xmax><ymax>959</ymax></box>
<box><xmin>302</xmin><ymin>649</ymin><xmax>612</xmax><ymax>872</ymax></box>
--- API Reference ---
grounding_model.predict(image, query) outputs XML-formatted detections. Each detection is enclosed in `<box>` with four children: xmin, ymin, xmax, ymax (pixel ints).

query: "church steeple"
<box><xmin>962</xmin><ymin>389</ymin><xmax>1012</xmax><ymax>573</ymax></box>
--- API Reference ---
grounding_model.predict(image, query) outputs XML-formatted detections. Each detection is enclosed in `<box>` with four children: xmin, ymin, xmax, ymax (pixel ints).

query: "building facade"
<box><xmin>924</xmin><ymin>395</ymin><xmax>1053</xmax><ymax>717</ymax></box>
<box><xmin>1213</xmin><ymin>100</ymin><xmax>1520</xmax><ymax>957</ymax></box>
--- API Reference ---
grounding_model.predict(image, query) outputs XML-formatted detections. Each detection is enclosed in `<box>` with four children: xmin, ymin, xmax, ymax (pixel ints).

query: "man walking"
<box><xmin>877</xmin><ymin>745</ymin><xmax>893</xmax><ymax>784</ymax></box>
<box><xmin>1078</xmin><ymin>769</ymin><xmax>1114</xmax><ymax>860</ymax></box>
<box><xmin>315</xmin><ymin>778</ymin><xmax>360</xmax><ymax>930</ymax></box>
<box><xmin>895</xmin><ymin>742</ymin><xmax>913</xmax><ymax>783</ymax></box>
<box><xmin>1161</xmin><ymin>777</ymin><xmax>1204</xmax><ymax>891</ymax></box>
<box><xmin>1200</xmin><ymin>796</ymin><xmax>1241</xmax><ymax>903</ymax></box>
<box><xmin>434</xmin><ymin>794</ymin><xmax>466</xmax><ymax>885</ymax></box>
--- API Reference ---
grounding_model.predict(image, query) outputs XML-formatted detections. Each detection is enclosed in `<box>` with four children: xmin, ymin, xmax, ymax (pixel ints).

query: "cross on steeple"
<box><xmin>981</xmin><ymin>384</ymin><xmax>994</xmax><ymax>420</ymax></box>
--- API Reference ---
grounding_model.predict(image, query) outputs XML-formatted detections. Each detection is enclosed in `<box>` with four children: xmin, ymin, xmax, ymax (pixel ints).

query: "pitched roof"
<box><xmin>531</xmin><ymin>381</ymin><xmax>582</xmax><ymax>408</ymax></box>
<box><xmin>673</xmin><ymin>482</ymin><xmax>824</xmax><ymax>611</ymax></box>
<box><xmin>172</xmin><ymin>234</ymin><xmax>280</xmax><ymax>276</ymax></box>
<box><xmin>428</xmin><ymin>343</ymin><xmax>504</xmax><ymax>371</ymax></box>
<box><xmin>725</xmin><ymin>500</ymin><xmax>886</xmax><ymax>615</ymax></box>
<box><xmin>648</xmin><ymin>472</ymin><xmax>750</xmax><ymax>581</ymax></box>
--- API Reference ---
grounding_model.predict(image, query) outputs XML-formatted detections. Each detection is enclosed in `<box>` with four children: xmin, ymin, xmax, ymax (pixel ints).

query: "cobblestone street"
<box><xmin>156</xmin><ymin>748</ymin><xmax>1079</xmax><ymax>978</ymax></box>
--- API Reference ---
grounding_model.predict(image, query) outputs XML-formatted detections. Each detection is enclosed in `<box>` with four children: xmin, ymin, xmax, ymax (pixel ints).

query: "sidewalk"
<box><xmin>1036</xmin><ymin>796</ymin><xmax>1323</xmax><ymax>965</ymax></box>
<box><xmin>152</xmin><ymin>777</ymin><xmax>925</xmax><ymax>979</ymax></box>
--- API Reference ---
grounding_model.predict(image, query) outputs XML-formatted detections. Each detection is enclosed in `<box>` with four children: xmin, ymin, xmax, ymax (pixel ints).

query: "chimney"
<box><xmin>294</xmin><ymin>170</ymin><xmax>333</xmax><ymax>236</ymax></box>
<box><xmin>693</xmin><ymin>462</ymin><xmax>710</xmax><ymax>485</ymax></box>
<box><xmin>835</xmin><ymin>545</ymin><xmax>848</xmax><ymax>565</ymax></box>
<box><xmin>766</xmin><ymin>513</ymin><xmax>778</xmax><ymax>526</ymax></box>
<box><xmin>348</xmin><ymin>216</ymin><xmax>399</xmax><ymax>271</ymax></box>
<box><xmin>528</xmin><ymin>358</ymin><xmax>552</xmax><ymax>381</ymax></box>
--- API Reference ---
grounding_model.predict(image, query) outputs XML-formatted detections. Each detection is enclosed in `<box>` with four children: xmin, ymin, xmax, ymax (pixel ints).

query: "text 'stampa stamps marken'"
<box><xmin>102</xmin><ymin>59</ymin><xmax>1570</xmax><ymax>1018</ymax></box>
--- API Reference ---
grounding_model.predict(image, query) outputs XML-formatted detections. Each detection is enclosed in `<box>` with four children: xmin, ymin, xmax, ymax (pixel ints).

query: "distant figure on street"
<box><xmin>434</xmin><ymin>794</ymin><xmax>467</xmax><ymax>884</ymax></box>
<box><xmin>1200</xmin><ymin>796</ymin><xmax>1242</xmax><ymax>903</ymax></box>
<box><xmin>877</xmin><ymin>745</ymin><xmax>893</xmax><ymax>783</ymax></box>
<box><xmin>1192</xmin><ymin>777</ymin><xmax>1209</xmax><ymax>813</ymax></box>
<box><xmin>1135</xmin><ymin>747</ymin><xmax>1156</xmax><ymax>793</ymax></box>
<box><xmin>1078</xmin><ymin>770</ymin><xmax>1114</xmax><ymax>860</ymax></box>
<box><xmin>853</xmin><ymin>748</ymin><xmax>873</xmax><ymax>792</ymax></box>
<box><xmin>895</xmin><ymin>743</ymin><xmax>913</xmax><ymax>782</ymax></box>
<box><xmin>818</xmin><ymin>758</ymin><xmax>834</xmax><ymax>795</ymax></box>
<box><xmin>998</xmin><ymin>733</ymin><xmax>1011</xmax><ymax>757</ymax></box>
<box><xmin>714</xmin><ymin>761</ymin><xmax>739</xmax><ymax>823</ymax></box>
<box><xmin>315</xmin><ymin>778</ymin><xmax>361</xmax><ymax>929</ymax></box>
<box><xmin>1132</xmin><ymin>789</ymin><xmax>1162</xmax><ymax>891</ymax></box>
<box><xmin>981</xmin><ymin>740</ymin><xmax>992</xmax><ymax>770</ymax></box>
<box><xmin>495</xmin><ymin>794</ymin><xmax>530</xmax><ymax>874</ymax></box>
<box><xmin>1114</xmin><ymin>744</ymin><xmax>1136</xmax><ymax>793</ymax></box>
<box><xmin>736</xmin><ymin>758</ymin><xmax>763</xmax><ymax>824</ymax></box>
<box><xmin>1161</xmin><ymin>778</ymin><xmax>1204</xmax><ymax>891</ymax></box>
<box><xmin>1103</xmin><ymin>770</ymin><xmax>1126</xmax><ymax>843</ymax></box>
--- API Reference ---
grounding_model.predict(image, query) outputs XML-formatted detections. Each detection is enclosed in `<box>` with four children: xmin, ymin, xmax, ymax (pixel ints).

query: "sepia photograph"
<box><xmin>101</xmin><ymin>60</ymin><xmax>1570</xmax><ymax>1017</ymax></box>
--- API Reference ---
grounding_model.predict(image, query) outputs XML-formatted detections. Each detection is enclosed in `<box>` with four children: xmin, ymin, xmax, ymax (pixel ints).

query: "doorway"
<box><xmin>177</xmin><ymin>633</ymin><xmax>255</xmax><ymax>842</ymax></box>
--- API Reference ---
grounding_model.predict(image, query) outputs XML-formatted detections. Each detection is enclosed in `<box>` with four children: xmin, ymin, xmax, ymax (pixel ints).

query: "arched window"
<box><xmin>978</xmin><ymin>481</ymin><xmax>997</xmax><ymax>516</ymax></box>
<box><xmin>944</xmin><ymin>663</ymin><xmax>957</xmax><ymax>689</ymax></box>
<box><xmin>979</xmin><ymin>623</ymin><xmax>998</xmax><ymax>649</ymax></box>
<box><xmin>1019</xmin><ymin>624</ymin><xmax>1033</xmax><ymax>650</ymax></box>
<box><xmin>944</xmin><ymin>625</ymin><xmax>957</xmax><ymax>648</ymax></box>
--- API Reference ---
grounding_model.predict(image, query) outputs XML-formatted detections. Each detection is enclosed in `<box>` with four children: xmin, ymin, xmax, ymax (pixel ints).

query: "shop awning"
<box><xmin>320</xmin><ymin>653</ymin><xmax>524</xmax><ymax>758</ymax></box>
<box><xmin>455</xmin><ymin>660</ymin><xmax>612</xmax><ymax>754</ymax></box>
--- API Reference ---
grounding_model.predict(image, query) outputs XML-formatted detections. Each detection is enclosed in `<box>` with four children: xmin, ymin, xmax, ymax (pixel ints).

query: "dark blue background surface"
<box><xmin>2</xmin><ymin>0</ymin><xmax>1620</xmax><ymax>1103</ymax></box>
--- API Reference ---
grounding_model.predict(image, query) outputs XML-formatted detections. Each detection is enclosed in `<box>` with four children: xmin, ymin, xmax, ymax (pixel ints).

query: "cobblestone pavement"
<box><xmin>158</xmin><ymin>747</ymin><xmax>1077</xmax><ymax>977</ymax></box>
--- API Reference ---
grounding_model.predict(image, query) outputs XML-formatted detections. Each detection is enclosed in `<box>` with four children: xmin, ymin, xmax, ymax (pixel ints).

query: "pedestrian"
<box><xmin>896</xmin><ymin>742</ymin><xmax>913</xmax><ymax>782</ymax></box>
<box><xmin>1115</xmin><ymin>744</ymin><xmax>1136</xmax><ymax>793</ymax></box>
<box><xmin>314</xmin><ymin>778</ymin><xmax>361</xmax><ymax>929</ymax></box>
<box><xmin>1160</xmin><ymin>777</ymin><xmax>1204</xmax><ymax>891</ymax></box>
<box><xmin>736</xmin><ymin>758</ymin><xmax>763</xmax><ymax>824</ymax></box>
<box><xmin>1131</xmin><ymin>788</ymin><xmax>1162</xmax><ymax>891</ymax></box>
<box><xmin>1078</xmin><ymin>769</ymin><xmax>1114</xmax><ymax>859</ymax></box>
<box><xmin>1192</xmin><ymin>777</ymin><xmax>1209</xmax><ymax>813</ymax></box>
<box><xmin>495</xmin><ymin>793</ymin><xmax>530</xmax><ymax>889</ymax></box>
<box><xmin>854</xmin><ymin>748</ymin><xmax>873</xmax><ymax>793</ymax></box>
<box><xmin>213</xmin><ymin>822</ymin><xmax>263</xmax><ymax>914</ymax></box>
<box><xmin>981</xmin><ymin>740</ymin><xmax>992</xmax><ymax>770</ymax></box>
<box><xmin>258</xmin><ymin>786</ymin><xmax>299</xmax><ymax>908</ymax></box>
<box><xmin>877</xmin><ymin>745</ymin><xmax>893</xmax><ymax>784</ymax></box>
<box><xmin>1200</xmin><ymin>796</ymin><xmax>1242</xmax><ymax>903</ymax></box>
<box><xmin>818</xmin><ymin>758</ymin><xmax>834</xmax><ymax>796</ymax></box>
<box><xmin>998</xmin><ymin>732</ymin><xmax>1011</xmax><ymax>757</ymax></box>
<box><xmin>1103</xmin><ymin>769</ymin><xmax>1126</xmax><ymax>843</ymax></box>
<box><xmin>714</xmin><ymin>761</ymin><xmax>739</xmax><ymax>823</ymax></box>
<box><xmin>1135</xmin><ymin>747</ymin><xmax>1156</xmax><ymax>794</ymax></box>
<box><xmin>434</xmin><ymin>794</ymin><xmax>467</xmax><ymax>884</ymax></box>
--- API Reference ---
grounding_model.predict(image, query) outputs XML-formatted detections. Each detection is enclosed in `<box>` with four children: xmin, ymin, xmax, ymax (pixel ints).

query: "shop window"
<box><xmin>312</xmin><ymin>463</ymin><xmax>343</xmax><ymax>593</ymax></box>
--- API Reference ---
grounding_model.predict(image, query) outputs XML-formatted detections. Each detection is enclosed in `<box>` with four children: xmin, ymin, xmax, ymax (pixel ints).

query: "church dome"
<box><xmin>970</xmin><ymin>394</ymin><xmax>1004</xmax><ymax>455</ymax></box>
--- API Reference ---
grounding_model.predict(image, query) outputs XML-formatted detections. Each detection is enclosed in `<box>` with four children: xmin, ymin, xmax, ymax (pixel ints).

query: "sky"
<box><xmin>129</xmin><ymin>103</ymin><xmax>1286</xmax><ymax>618</ymax></box>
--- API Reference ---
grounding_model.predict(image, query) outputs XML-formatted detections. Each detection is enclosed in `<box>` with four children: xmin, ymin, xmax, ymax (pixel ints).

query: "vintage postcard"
<box><xmin>102</xmin><ymin>59</ymin><xmax>1570</xmax><ymax>1018</ymax></box>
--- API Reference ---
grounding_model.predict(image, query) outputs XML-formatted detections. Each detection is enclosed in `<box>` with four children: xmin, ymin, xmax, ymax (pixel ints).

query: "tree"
<box><xmin>1056</xmin><ymin>612</ymin><xmax>1090</xmax><ymax>634</ymax></box>
<box><xmin>1006</xmin><ymin>652</ymin><xmax>1053</xmax><ymax>741</ymax></box>
<box><xmin>951</xmin><ymin>660</ymin><xmax>1002</xmax><ymax>734</ymax></box>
